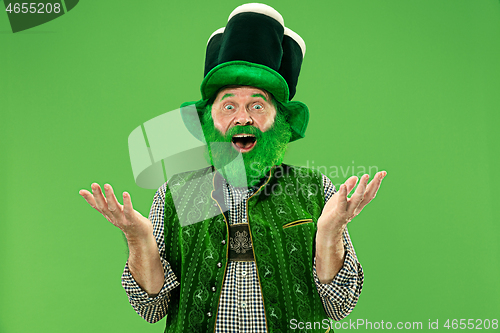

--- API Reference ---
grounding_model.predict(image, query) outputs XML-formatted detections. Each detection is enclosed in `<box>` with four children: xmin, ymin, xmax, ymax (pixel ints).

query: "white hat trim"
<box><xmin>228</xmin><ymin>3</ymin><xmax>284</xmax><ymax>27</ymax></box>
<box><xmin>284</xmin><ymin>27</ymin><xmax>306</xmax><ymax>57</ymax></box>
<box><xmin>207</xmin><ymin>27</ymin><xmax>225</xmax><ymax>45</ymax></box>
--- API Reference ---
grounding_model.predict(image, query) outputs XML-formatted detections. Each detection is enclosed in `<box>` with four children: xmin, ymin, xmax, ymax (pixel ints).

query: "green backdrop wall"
<box><xmin>1</xmin><ymin>0</ymin><xmax>499</xmax><ymax>332</ymax></box>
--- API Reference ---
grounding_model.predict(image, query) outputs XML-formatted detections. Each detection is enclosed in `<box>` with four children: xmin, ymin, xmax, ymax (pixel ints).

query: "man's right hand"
<box><xmin>79</xmin><ymin>183</ymin><xmax>152</xmax><ymax>241</ymax></box>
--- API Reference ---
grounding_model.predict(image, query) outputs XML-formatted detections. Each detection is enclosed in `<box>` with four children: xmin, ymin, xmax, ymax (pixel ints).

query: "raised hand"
<box><xmin>318</xmin><ymin>171</ymin><xmax>387</xmax><ymax>232</ymax></box>
<box><xmin>79</xmin><ymin>183</ymin><xmax>152</xmax><ymax>241</ymax></box>
<box><xmin>315</xmin><ymin>171</ymin><xmax>387</xmax><ymax>283</ymax></box>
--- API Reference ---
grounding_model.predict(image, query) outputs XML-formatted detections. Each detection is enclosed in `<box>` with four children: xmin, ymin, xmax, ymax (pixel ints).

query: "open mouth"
<box><xmin>231</xmin><ymin>134</ymin><xmax>257</xmax><ymax>153</ymax></box>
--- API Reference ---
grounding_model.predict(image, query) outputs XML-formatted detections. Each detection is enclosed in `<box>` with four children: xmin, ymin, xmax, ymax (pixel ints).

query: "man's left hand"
<box><xmin>317</xmin><ymin>171</ymin><xmax>387</xmax><ymax>234</ymax></box>
<box><xmin>315</xmin><ymin>171</ymin><xmax>387</xmax><ymax>283</ymax></box>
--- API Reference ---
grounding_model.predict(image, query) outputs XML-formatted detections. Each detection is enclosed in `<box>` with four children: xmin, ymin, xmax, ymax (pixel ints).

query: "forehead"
<box><xmin>215</xmin><ymin>86</ymin><xmax>270</xmax><ymax>101</ymax></box>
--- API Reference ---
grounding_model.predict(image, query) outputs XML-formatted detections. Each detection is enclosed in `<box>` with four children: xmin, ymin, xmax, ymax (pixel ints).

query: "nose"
<box><xmin>233</xmin><ymin>107</ymin><xmax>253</xmax><ymax>126</ymax></box>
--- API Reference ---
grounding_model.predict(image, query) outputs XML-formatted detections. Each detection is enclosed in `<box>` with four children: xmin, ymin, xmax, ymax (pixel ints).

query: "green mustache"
<box><xmin>220</xmin><ymin>125</ymin><xmax>262</xmax><ymax>141</ymax></box>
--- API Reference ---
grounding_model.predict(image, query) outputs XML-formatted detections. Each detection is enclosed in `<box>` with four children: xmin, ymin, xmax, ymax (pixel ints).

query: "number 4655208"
<box><xmin>5</xmin><ymin>3</ymin><xmax>61</xmax><ymax>14</ymax></box>
<box><xmin>444</xmin><ymin>319</ymin><xmax>498</xmax><ymax>330</ymax></box>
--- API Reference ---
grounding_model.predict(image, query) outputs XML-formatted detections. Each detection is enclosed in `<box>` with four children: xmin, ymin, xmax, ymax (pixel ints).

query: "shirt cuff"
<box><xmin>121</xmin><ymin>258</ymin><xmax>180</xmax><ymax>306</ymax></box>
<box><xmin>313</xmin><ymin>248</ymin><xmax>363</xmax><ymax>304</ymax></box>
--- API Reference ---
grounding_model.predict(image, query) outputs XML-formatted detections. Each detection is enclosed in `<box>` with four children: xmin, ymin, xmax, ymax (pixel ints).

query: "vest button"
<box><xmin>217</xmin><ymin>262</ymin><xmax>222</xmax><ymax>268</ymax></box>
<box><xmin>211</xmin><ymin>286</ymin><xmax>216</xmax><ymax>292</ymax></box>
<box><xmin>207</xmin><ymin>312</ymin><xmax>212</xmax><ymax>317</ymax></box>
<box><xmin>221</xmin><ymin>240</ymin><xmax>226</xmax><ymax>245</ymax></box>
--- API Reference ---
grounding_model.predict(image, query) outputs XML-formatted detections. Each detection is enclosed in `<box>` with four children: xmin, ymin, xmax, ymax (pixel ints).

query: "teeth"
<box><xmin>233</xmin><ymin>134</ymin><xmax>255</xmax><ymax>138</ymax></box>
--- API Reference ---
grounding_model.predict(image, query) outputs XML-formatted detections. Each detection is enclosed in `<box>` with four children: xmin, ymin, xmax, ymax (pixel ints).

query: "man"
<box><xmin>80</xmin><ymin>4</ymin><xmax>386</xmax><ymax>332</ymax></box>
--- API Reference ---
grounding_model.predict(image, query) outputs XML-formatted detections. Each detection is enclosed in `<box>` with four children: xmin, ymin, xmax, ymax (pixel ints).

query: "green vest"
<box><xmin>163</xmin><ymin>164</ymin><xmax>330</xmax><ymax>332</ymax></box>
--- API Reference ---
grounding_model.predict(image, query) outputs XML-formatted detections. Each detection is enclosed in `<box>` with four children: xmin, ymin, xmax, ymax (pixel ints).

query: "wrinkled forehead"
<box><xmin>214</xmin><ymin>85</ymin><xmax>272</xmax><ymax>102</ymax></box>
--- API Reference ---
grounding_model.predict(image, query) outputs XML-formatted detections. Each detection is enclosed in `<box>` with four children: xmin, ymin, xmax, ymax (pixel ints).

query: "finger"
<box><xmin>79</xmin><ymin>189</ymin><xmax>98</xmax><ymax>209</ymax></box>
<box><xmin>337</xmin><ymin>184</ymin><xmax>348</xmax><ymax>212</ymax></box>
<box><xmin>103</xmin><ymin>184</ymin><xmax>123</xmax><ymax>216</ymax></box>
<box><xmin>344</xmin><ymin>176</ymin><xmax>358</xmax><ymax>196</ymax></box>
<box><xmin>122</xmin><ymin>192</ymin><xmax>135</xmax><ymax>220</ymax></box>
<box><xmin>347</xmin><ymin>174</ymin><xmax>369</xmax><ymax>216</ymax></box>
<box><xmin>80</xmin><ymin>188</ymin><xmax>115</xmax><ymax>224</ymax></box>
<box><xmin>91</xmin><ymin>183</ymin><xmax>109</xmax><ymax>213</ymax></box>
<box><xmin>364</xmin><ymin>171</ymin><xmax>386</xmax><ymax>201</ymax></box>
<box><xmin>354</xmin><ymin>171</ymin><xmax>387</xmax><ymax>214</ymax></box>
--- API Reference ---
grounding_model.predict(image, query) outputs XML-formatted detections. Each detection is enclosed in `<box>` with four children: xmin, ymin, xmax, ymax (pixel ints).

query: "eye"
<box><xmin>252</xmin><ymin>104</ymin><xmax>263</xmax><ymax>110</ymax></box>
<box><xmin>224</xmin><ymin>104</ymin><xmax>235</xmax><ymax>110</ymax></box>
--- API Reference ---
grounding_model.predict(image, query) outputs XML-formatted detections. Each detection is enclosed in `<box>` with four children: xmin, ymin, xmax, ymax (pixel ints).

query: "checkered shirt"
<box><xmin>121</xmin><ymin>174</ymin><xmax>364</xmax><ymax>331</ymax></box>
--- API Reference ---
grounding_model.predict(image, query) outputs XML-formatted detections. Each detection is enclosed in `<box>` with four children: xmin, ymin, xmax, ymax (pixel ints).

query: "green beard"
<box><xmin>201</xmin><ymin>109</ymin><xmax>292</xmax><ymax>188</ymax></box>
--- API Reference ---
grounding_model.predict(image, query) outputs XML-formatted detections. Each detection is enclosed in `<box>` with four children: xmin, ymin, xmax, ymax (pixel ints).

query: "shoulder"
<box><xmin>168</xmin><ymin>165</ymin><xmax>213</xmax><ymax>183</ymax></box>
<box><xmin>279</xmin><ymin>164</ymin><xmax>336</xmax><ymax>199</ymax></box>
<box><xmin>152</xmin><ymin>166</ymin><xmax>213</xmax><ymax>201</ymax></box>
<box><xmin>278</xmin><ymin>163</ymin><xmax>324</xmax><ymax>181</ymax></box>
<box><xmin>161</xmin><ymin>166</ymin><xmax>213</xmax><ymax>189</ymax></box>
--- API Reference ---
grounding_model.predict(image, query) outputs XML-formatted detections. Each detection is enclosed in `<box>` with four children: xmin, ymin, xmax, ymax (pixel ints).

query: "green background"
<box><xmin>1</xmin><ymin>0</ymin><xmax>499</xmax><ymax>332</ymax></box>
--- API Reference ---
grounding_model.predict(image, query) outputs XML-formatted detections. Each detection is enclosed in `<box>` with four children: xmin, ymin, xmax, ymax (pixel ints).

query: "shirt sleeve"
<box><xmin>121</xmin><ymin>182</ymin><xmax>181</xmax><ymax>323</ymax></box>
<box><xmin>313</xmin><ymin>174</ymin><xmax>364</xmax><ymax>321</ymax></box>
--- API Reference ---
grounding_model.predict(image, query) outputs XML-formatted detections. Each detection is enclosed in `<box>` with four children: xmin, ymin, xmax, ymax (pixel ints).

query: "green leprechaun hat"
<box><xmin>181</xmin><ymin>3</ymin><xmax>309</xmax><ymax>142</ymax></box>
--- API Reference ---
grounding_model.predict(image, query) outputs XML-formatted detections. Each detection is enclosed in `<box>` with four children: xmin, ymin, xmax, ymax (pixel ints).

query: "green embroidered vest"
<box><xmin>163</xmin><ymin>164</ymin><xmax>330</xmax><ymax>332</ymax></box>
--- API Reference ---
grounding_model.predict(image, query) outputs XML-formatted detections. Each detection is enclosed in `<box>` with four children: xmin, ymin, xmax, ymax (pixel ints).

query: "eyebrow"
<box><xmin>220</xmin><ymin>93</ymin><xmax>235</xmax><ymax>101</ymax></box>
<box><xmin>251</xmin><ymin>93</ymin><xmax>268</xmax><ymax>102</ymax></box>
